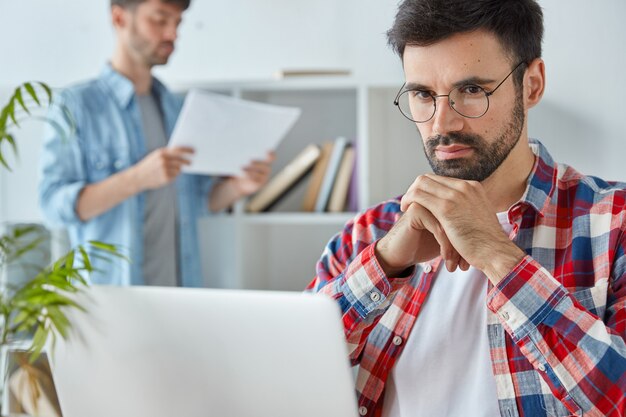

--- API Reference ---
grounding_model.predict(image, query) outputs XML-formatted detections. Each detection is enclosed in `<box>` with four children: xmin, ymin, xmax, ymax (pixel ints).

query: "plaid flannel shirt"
<box><xmin>305</xmin><ymin>139</ymin><xmax>626</xmax><ymax>417</ymax></box>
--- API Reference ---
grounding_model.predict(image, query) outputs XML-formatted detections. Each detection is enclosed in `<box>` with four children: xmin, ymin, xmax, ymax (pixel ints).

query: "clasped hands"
<box><xmin>375</xmin><ymin>174</ymin><xmax>525</xmax><ymax>285</ymax></box>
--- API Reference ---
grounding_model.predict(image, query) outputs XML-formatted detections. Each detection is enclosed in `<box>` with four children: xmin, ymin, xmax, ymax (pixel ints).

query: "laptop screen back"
<box><xmin>49</xmin><ymin>285</ymin><xmax>358</xmax><ymax>417</ymax></box>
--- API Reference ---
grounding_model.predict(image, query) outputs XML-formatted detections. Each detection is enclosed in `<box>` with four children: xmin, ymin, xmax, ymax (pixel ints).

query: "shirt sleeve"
<box><xmin>38</xmin><ymin>90</ymin><xmax>87</xmax><ymax>227</ymax></box>
<box><xmin>305</xmin><ymin>201</ymin><xmax>414</xmax><ymax>364</ymax></box>
<box><xmin>486</xmin><ymin>226</ymin><xmax>626</xmax><ymax>416</ymax></box>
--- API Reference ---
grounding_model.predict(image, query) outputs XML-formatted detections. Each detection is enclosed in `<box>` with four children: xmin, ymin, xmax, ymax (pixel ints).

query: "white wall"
<box><xmin>1</xmin><ymin>0</ymin><xmax>625</xmax><ymax>222</ymax></box>
<box><xmin>0</xmin><ymin>0</ymin><xmax>400</xmax><ymax>87</ymax></box>
<box><xmin>530</xmin><ymin>0</ymin><xmax>626</xmax><ymax>180</ymax></box>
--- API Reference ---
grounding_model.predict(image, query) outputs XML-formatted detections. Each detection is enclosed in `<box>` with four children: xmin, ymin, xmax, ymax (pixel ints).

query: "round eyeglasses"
<box><xmin>393</xmin><ymin>61</ymin><xmax>526</xmax><ymax>123</ymax></box>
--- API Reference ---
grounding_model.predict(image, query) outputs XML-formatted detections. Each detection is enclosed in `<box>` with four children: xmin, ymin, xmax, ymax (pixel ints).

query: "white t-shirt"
<box><xmin>382</xmin><ymin>212</ymin><xmax>512</xmax><ymax>417</ymax></box>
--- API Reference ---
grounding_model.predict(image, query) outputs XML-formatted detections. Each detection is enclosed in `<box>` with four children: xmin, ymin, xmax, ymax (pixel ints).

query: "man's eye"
<box><xmin>459</xmin><ymin>85</ymin><xmax>484</xmax><ymax>95</ymax></box>
<box><xmin>149</xmin><ymin>15</ymin><xmax>168</xmax><ymax>26</ymax></box>
<box><xmin>410</xmin><ymin>90</ymin><xmax>432</xmax><ymax>101</ymax></box>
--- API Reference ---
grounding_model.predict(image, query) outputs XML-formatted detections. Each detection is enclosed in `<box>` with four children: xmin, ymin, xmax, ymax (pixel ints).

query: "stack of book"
<box><xmin>246</xmin><ymin>137</ymin><xmax>357</xmax><ymax>213</ymax></box>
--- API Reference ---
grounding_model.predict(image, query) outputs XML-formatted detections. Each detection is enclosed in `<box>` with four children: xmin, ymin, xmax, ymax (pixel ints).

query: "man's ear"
<box><xmin>111</xmin><ymin>4</ymin><xmax>128</xmax><ymax>30</ymax></box>
<box><xmin>524</xmin><ymin>58</ymin><xmax>545</xmax><ymax>110</ymax></box>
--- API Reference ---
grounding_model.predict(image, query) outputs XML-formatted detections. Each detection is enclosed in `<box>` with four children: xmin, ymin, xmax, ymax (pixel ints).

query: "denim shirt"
<box><xmin>39</xmin><ymin>65</ymin><xmax>214</xmax><ymax>287</ymax></box>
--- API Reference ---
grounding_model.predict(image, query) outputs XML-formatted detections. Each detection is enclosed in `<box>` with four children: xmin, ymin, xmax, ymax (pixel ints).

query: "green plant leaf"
<box><xmin>29</xmin><ymin>325</ymin><xmax>49</xmax><ymax>362</ymax></box>
<box><xmin>1</xmin><ymin>221</ymin><xmax>124</xmax><ymax>361</ymax></box>
<box><xmin>14</xmin><ymin>87</ymin><xmax>31</xmax><ymax>115</ymax></box>
<box><xmin>6</xmin><ymin>100</ymin><xmax>19</xmax><ymax>127</ymax></box>
<box><xmin>12</xmin><ymin>225</ymin><xmax>39</xmax><ymax>239</ymax></box>
<box><xmin>46</xmin><ymin>305</ymin><xmax>71</xmax><ymax>338</ymax></box>
<box><xmin>88</xmin><ymin>241</ymin><xmax>117</xmax><ymax>252</ymax></box>
<box><xmin>65</xmin><ymin>250</ymin><xmax>75</xmax><ymax>270</ymax></box>
<box><xmin>23</xmin><ymin>82</ymin><xmax>42</xmax><ymax>106</ymax></box>
<box><xmin>9</xmin><ymin>237</ymin><xmax>45</xmax><ymax>263</ymax></box>
<box><xmin>0</xmin><ymin>103</ymin><xmax>9</xmax><ymax>127</ymax></box>
<box><xmin>36</xmin><ymin>82</ymin><xmax>53</xmax><ymax>104</ymax></box>
<box><xmin>5</xmin><ymin>133</ymin><xmax>18</xmax><ymax>160</ymax></box>
<box><xmin>78</xmin><ymin>246</ymin><xmax>92</xmax><ymax>270</ymax></box>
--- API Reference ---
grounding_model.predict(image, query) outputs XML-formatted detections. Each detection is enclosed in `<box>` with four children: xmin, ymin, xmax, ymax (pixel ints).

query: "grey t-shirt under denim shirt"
<box><xmin>136</xmin><ymin>93</ymin><xmax>179</xmax><ymax>286</ymax></box>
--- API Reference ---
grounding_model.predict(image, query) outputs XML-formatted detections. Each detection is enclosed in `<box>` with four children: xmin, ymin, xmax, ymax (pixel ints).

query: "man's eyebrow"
<box><xmin>404</xmin><ymin>76</ymin><xmax>498</xmax><ymax>92</ymax></box>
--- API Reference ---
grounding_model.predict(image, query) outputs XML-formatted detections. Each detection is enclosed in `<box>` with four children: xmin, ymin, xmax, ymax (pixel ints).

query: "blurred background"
<box><xmin>1</xmin><ymin>0</ymin><xmax>624</xmax><ymax>289</ymax></box>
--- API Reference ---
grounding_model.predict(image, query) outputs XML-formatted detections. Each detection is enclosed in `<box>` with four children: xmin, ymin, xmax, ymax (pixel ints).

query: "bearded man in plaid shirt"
<box><xmin>306</xmin><ymin>1</ymin><xmax>626</xmax><ymax>416</ymax></box>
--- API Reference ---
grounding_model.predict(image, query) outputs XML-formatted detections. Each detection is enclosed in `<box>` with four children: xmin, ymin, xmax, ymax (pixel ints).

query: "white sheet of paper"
<box><xmin>169</xmin><ymin>89</ymin><xmax>301</xmax><ymax>175</ymax></box>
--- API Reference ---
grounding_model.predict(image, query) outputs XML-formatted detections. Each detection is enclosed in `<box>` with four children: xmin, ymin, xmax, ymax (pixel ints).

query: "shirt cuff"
<box><xmin>58</xmin><ymin>181</ymin><xmax>87</xmax><ymax>225</ymax></box>
<box><xmin>487</xmin><ymin>255</ymin><xmax>569</xmax><ymax>341</ymax></box>
<box><xmin>340</xmin><ymin>242</ymin><xmax>414</xmax><ymax>318</ymax></box>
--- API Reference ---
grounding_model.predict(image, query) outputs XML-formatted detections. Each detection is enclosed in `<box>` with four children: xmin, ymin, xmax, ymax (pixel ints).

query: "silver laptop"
<box><xmin>48</xmin><ymin>285</ymin><xmax>358</xmax><ymax>417</ymax></box>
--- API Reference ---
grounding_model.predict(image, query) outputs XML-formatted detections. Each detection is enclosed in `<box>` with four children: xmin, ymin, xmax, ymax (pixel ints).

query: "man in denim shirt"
<box><xmin>39</xmin><ymin>0</ymin><xmax>273</xmax><ymax>287</ymax></box>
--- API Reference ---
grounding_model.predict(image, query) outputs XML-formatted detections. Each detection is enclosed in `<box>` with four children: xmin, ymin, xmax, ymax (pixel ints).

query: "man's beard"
<box><xmin>129</xmin><ymin>21</ymin><xmax>174</xmax><ymax>67</ymax></box>
<box><xmin>423</xmin><ymin>93</ymin><xmax>525</xmax><ymax>182</ymax></box>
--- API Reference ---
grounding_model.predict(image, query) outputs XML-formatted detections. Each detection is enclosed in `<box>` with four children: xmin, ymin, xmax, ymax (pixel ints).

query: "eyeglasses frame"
<box><xmin>393</xmin><ymin>60</ymin><xmax>527</xmax><ymax>123</ymax></box>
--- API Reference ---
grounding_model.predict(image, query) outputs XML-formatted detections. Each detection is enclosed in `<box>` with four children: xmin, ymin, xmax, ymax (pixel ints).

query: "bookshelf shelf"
<box><xmin>190</xmin><ymin>80</ymin><xmax>430</xmax><ymax>291</ymax></box>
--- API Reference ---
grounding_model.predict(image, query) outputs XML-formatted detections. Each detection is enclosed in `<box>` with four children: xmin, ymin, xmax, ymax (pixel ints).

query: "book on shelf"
<box><xmin>246</xmin><ymin>144</ymin><xmax>321</xmax><ymax>213</ymax></box>
<box><xmin>327</xmin><ymin>145</ymin><xmax>356</xmax><ymax>212</ymax></box>
<box><xmin>301</xmin><ymin>141</ymin><xmax>334</xmax><ymax>212</ymax></box>
<box><xmin>314</xmin><ymin>137</ymin><xmax>349</xmax><ymax>212</ymax></box>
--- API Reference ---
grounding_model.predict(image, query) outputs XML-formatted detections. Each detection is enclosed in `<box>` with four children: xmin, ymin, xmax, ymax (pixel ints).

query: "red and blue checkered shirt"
<box><xmin>306</xmin><ymin>140</ymin><xmax>626</xmax><ymax>417</ymax></box>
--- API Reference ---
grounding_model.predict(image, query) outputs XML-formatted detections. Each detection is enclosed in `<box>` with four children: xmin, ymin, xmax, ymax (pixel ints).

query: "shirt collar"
<box><xmin>98</xmin><ymin>64</ymin><xmax>168</xmax><ymax>108</ymax></box>
<box><xmin>514</xmin><ymin>138</ymin><xmax>558</xmax><ymax>218</ymax></box>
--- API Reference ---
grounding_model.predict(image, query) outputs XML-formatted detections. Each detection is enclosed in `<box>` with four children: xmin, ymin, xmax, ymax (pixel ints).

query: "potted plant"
<box><xmin>0</xmin><ymin>82</ymin><xmax>121</xmax><ymax>415</ymax></box>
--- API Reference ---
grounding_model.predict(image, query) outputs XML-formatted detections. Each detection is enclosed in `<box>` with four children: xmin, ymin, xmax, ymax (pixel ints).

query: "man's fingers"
<box><xmin>242</xmin><ymin>160</ymin><xmax>272</xmax><ymax>175</ymax></box>
<box><xmin>167</xmin><ymin>146</ymin><xmax>195</xmax><ymax>155</ymax></box>
<box><xmin>243</xmin><ymin>163</ymin><xmax>271</xmax><ymax>176</ymax></box>
<box><xmin>459</xmin><ymin>258</ymin><xmax>471</xmax><ymax>271</ymax></box>
<box><xmin>164</xmin><ymin>153</ymin><xmax>192</xmax><ymax>167</ymax></box>
<box><xmin>162</xmin><ymin>147</ymin><xmax>194</xmax><ymax>164</ymax></box>
<box><xmin>407</xmin><ymin>203</ymin><xmax>461</xmax><ymax>267</ymax></box>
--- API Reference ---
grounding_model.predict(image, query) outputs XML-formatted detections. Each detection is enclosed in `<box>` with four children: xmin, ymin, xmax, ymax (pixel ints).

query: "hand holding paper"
<box><xmin>169</xmin><ymin>89</ymin><xmax>301</xmax><ymax>175</ymax></box>
<box><xmin>233</xmin><ymin>151</ymin><xmax>275</xmax><ymax>195</ymax></box>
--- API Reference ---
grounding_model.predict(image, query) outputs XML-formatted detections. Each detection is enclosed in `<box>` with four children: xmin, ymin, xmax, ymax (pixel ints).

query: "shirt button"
<box><xmin>423</xmin><ymin>264</ymin><xmax>432</xmax><ymax>273</ymax></box>
<box><xmin>392</xmin><ymin>336</ymin><xmax>403</xmax><ymax>346</ymax></box>
<box><xmin>114</xmin><ymin>159</ymin><xmax>123</xmax><ymax>169</ymax></box>
<box><xmin>501</xmin><ymin>311</ymin><xmax>510</xmax><ymax>321</ymax></box>
<box><xmin>538</xmin><ymin>364</ymin><xmax>546</xmax><ymax>372</ymax></box>
<box><xmin>370</xmin><ymin>292</ymin><xmax>381</xmax><ymax>302</ymax></box>
<box><xmin>359</xmin><ymin>406</ymin><xmax>368</xmax><ymax>416</ymax></box>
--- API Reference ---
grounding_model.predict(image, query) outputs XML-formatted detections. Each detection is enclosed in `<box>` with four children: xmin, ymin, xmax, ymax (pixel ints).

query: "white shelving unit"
<box><xmin>183</xmin><ymin>77</ymin><xmax>432</xmax><ymax>291</ymax></box>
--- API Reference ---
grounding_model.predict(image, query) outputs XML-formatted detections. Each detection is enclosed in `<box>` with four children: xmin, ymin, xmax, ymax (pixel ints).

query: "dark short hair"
<box><xmin>387</xmin><ymin>0</ymin><xmax>543</xmax><ymax>84</ymax></box>
<box><xmin>111</xmin><ymin>0</ymin><xmax>190</xmax><ymax>10</ymax></box>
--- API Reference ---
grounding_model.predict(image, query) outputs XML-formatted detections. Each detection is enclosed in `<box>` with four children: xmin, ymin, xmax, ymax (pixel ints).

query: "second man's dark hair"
<box><xmin>111</xmin><ymin>0</ymin><xmax>191</xmax><ymax>10</ymax></box>
<box><xmin>387</xmin><ymin>0</ymin><xmax>543</xmax><ymax>85</ymax></box>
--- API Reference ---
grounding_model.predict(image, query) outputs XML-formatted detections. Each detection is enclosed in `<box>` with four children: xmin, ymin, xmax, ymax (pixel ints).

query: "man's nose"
<box><xmin>163</xmin><ymin>23</ymin><xmax>178</xmax><ymax>42</ymax></box>
<box><xmin>430</xmin><ymin>95</ymin><xmax>464</xmax><ymax>135</ymax></box>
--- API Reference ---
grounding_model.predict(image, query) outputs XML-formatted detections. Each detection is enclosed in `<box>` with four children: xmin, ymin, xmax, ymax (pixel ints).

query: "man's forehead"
<box><xmin>402</xmin><ymin>31</ymin><xmax>510</xmax><ymax>84</ymax></box>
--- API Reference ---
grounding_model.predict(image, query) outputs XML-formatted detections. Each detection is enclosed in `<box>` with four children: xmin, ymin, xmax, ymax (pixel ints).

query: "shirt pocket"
<box><xmin>86</xmin><ymin>149</ymin><xmax>128</xmax><ymax>182</ymax></box>
<box><xmin>86</xmin><ymin>150</ymin><xmax>113</xmax><ymax>182</ymax></box>
<box><xmin>568</xmin><ymin>278</ymin><xmax>609</xmax><ymax>319</ymax></box>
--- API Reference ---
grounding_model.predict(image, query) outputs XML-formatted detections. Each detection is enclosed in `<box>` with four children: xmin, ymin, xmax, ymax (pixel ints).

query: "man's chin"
<box><xmin>429</xmin><ymin>160</ymin><xmax>485</xmax><ymax>181</ymax></box>
<box><xmin>150</xmin><ymin>53</ymin><xmax>172</xmax><ymax>66</ymax></box>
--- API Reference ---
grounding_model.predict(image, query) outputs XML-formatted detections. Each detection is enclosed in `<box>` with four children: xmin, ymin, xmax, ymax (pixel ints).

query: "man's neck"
<box><xmin>482</xmin><ymin>136</ymin><xmax>536</xmax><ymax>213</ymax></box>
<box><xmin>110</xmin><ymin>47</ymin><xmax>153</xmax><ymax>95</ymax></box>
